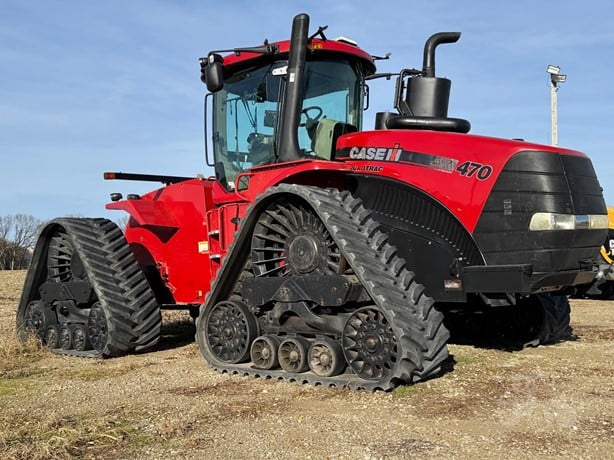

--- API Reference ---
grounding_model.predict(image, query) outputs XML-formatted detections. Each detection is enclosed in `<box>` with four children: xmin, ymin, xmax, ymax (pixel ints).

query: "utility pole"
<box><xmin>546</xmin><ymin>65</ymin><xmax>566</xmax><ymax>145</ymax></box>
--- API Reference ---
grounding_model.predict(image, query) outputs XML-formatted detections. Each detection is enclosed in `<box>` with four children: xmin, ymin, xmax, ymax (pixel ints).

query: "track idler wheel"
<box><xmin>23</xmin><ymin>300</ymin><xmax>57</xmax><ymax>343</ymax></box>
<box><xmin>342</xmin><ymin>306</ymin><xmax>398</xmax><ymax>381</ymax></box>
<box><xmin>308</xmin><ymin>337</ymin><xmax>346</xmax><ymax>377</ymax></box>
<box><xmin>251</xmin><ymin>335</ymin><xmax>281</xmax><ymax>370</ymax></box>
<box><xmin>202</xmin><ymin>301</ymin><xmax>259</xmax><ymax>364</ymax></box>
<box><xmin>278</xmin><ymin>336</ymin><xmax>310</xmax><ymax>373</ymax></box>
<box><xmin>87</xmin><ymin>302</ymin><xmax>108</xmax><ymax>352</ymax></box>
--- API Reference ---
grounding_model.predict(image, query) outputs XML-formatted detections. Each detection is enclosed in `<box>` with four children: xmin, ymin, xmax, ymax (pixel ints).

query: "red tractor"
<box><xmin>17</xmin><ymin>14</ymin><xmax>607</xmax><ymax>390</ymax></box>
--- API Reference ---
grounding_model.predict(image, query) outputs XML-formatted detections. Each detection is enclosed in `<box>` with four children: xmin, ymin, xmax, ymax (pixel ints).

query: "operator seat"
<box><xmin>312</xmin><ymin>119</ymin><xmax>357</xmax><ymax>160</ymax></box>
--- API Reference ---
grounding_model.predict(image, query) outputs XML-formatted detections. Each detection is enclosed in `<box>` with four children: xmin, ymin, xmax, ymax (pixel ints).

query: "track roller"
<box><xmin>59</xmin><ymin>325</ymin><xmax>73</xmax><ymax>350</ymax></box>
<box><xmin>71</xmin><ymin>324</ymin><xmax>91</xmax><ymax>351</ymax></box>
<box><xmin>308</xmin><ymin>337</ymin><xmax>346</xmax><ymax>377</ymax></box>
<box><xmin>251</xmin><ymin>335</ymin><xmax>281</xmax><ymax>370</ymax></box>
<box><xmin>45</xmin><ymin>325</ymin><xmax>60</xmax><ymax>349</ymax></box>
<box><xmin>278</xmin><ymin>336</ymin><xmax>310</xmax><ymax>373</ymax></box>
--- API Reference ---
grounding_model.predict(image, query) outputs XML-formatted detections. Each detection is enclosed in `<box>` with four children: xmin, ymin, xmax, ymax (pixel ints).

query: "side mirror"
<box><xmin>203</xmin><ymin>54</ymin><xmax>224</xmax><ymax>92</ymax></box>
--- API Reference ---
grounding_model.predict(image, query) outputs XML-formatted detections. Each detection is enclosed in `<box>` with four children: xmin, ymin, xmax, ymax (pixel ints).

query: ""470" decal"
<box><xmin>455</xmin><ymin>161</ymin><xmax>493</xmax><ymax>180</ymax></box>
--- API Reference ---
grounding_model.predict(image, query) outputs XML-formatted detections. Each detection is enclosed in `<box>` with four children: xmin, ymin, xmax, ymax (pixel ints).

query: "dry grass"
<box><xmin>0</xmin><ymin>271</ymin><xmax>47</xmax><ymax>382</ymax></box>
<box><xmin>0</xmin><ymin>271</ymin><xmax>154</xmax><ymax>458</ymax></box>
<box><xmin>0</xmin><ymin>334</ymin><xmax>45</xmax><ymax>372</ymax></box>
<box><xmin>0</xmin><ymin>341</ymin><xmax>156</xmax><ymax>459</ymax></box>
<box><xmin>0</xmin><ymin>271</ymin><xmax>45</xmax><ymax>388</ymax></box>
<box><xmin>0</xmin><ymin>409</ymin><xmax>152</xmax><ymax>459</ymax></box>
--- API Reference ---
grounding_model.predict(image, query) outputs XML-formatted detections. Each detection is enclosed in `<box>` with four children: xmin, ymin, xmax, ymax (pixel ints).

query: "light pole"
<box><xmin>547</xmin><ymin>65</ymin><xmax>567</xmax><ymax>145</ymax></box>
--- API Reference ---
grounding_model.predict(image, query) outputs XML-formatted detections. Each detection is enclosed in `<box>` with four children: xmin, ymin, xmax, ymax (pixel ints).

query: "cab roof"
<box><xmin>220</xmin><ymin>38</ymin><xmax>376</xmax><ymax>75</ymax></box>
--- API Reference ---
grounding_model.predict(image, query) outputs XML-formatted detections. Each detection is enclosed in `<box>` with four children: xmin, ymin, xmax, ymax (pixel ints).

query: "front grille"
<box><xmin>473</xmin><ymin>150</ymin><xmax>606</xmax><ymax>272</ymax></box>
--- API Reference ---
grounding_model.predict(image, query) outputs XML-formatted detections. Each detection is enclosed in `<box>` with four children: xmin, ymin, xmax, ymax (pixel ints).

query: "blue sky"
<box><xmin>1</xmin><ymin>1</ymin><xmax>613</xmax><ymax>221</ymax></box>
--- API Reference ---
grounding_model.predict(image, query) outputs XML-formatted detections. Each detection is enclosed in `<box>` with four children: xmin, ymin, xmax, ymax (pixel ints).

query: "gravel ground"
<box><xmin>1</xmin><ymin>270</ymin><xmax>613</xmax><ymax>459</ymax></box>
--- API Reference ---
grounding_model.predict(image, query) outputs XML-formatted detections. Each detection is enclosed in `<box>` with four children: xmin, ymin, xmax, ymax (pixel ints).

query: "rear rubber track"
<box><xmin>197</xmin><ymin>184</ymin><xmax>450</xmax><ymax>390</ymax></box>
<box><xmin>17</xmin><ymin>218</ymin><xmax>161</xmax><ymax>357</ymax></box>
<box><xmin>527</xmin><ymin>293</ymin><xmax>572</xmax><ymax>346</ymax></box>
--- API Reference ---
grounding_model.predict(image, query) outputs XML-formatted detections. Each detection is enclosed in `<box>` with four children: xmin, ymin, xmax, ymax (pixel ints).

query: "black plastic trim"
<box><xmin>347</xmin><ymin>175</ymin><xmax>481</xmax><ymax>302</ymax></box>
<box><xmin>473</xmin><ymin>150</ymin><xmax>607</xmax><ymax>275</ymax></box>
<box><xmin>385</xmin><ymin>115</ymin><xmax>471</xmax><ymax>133</ymax></box>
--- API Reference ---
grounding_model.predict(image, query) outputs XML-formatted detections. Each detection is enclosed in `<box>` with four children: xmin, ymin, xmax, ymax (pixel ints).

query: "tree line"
<box><xmin>1</xmin><ymin>214</ymin><xmax>129</xmax><ymax>270</ymax></box>
<box><xmin>0</xmin><ymin>214</ymin><xmax>43</xmax><ymax>270</ymax></box>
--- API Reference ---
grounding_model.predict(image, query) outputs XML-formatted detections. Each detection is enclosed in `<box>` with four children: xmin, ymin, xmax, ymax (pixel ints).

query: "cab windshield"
<box><xmin>212</xmin><ymin>58</ymin><xmax>364</xmax><ymax>187</ymax></box>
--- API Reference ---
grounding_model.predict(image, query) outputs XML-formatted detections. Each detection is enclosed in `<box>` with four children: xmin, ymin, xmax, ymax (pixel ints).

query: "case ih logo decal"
<box><xmin>342</xmin><ymin>145</ymin><xmax>493</xmax><ymax>180</ymax></box>
<box><xmin>348</xmin><ymin>145</ymin><xmax>403</xmax><ymax>162</ymax></box>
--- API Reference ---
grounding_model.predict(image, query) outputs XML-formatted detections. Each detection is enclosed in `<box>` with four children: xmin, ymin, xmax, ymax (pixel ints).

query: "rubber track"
<box><xmin>531</xmin><ymin>293</ymin><xmax>572</xmax><ymax>346</ymax></box>
<box><xmin>17</xmin><ymin>218</ymin><xmax>161</xmax><ymax>358</ymax></box>
<box><xmin>197</xmin><ymin>184</ymin><xmax>450</xmax><ymax>391</ymax></box>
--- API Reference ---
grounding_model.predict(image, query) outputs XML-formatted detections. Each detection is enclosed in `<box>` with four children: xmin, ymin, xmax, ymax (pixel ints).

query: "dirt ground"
<box><xmin>1</xmin><ymin>270</ymin><xmax>612</xmax><ymax>459</ymax></box>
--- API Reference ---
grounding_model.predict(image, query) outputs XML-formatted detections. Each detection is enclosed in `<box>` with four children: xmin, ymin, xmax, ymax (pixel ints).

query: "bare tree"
<box><xmin>13</xmin><ymin>214</ymin><xmax>41</xmax><ymax>248</ymax></box>
<box><xmin>0</xmin><ymin>215</ymin><xmax>14</xmax><ymax>268</ymax></box>
<box><xmin>0</xmin><ymin>214</ymin><xmax>44</xmax><ymax>270</ymax></box>
<box><xmin>0</xmin><ymin>215</ymin><xmax>13</xmax><ymax>239</ymax></box>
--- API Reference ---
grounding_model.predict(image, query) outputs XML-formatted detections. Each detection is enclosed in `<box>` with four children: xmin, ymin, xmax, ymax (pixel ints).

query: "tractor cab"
<box><xmin>201</xmin><ymin>20</ymin><xmax>472</xmax><ymax>191</ymax></box>
<box><xmin>201</xmin><ymin>34</ymin><xmax>375</xmax><ymax>189</ymax></box>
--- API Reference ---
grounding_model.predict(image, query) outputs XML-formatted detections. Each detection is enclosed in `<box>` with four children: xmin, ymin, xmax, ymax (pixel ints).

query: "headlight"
<box><xmin>529</xmin><ymin>213</ymin><xmax>608</xmax><ymax>231</ymax></box>
<box><xmin>589</xmin><ymin>214</ymin><xmax>609</xmax><ymax>229</ymax></box>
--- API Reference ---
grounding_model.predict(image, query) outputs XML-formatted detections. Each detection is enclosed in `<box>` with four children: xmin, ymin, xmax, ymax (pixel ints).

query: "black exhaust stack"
<box><xmin>277</xmin><ymin>13</ymin><xmax>310</xmax><ymax>162</ymax></box>
<box><xmin>406</xmin><ymin>32</ymin><xmax>461</xmax><ymax>118</ymax></box>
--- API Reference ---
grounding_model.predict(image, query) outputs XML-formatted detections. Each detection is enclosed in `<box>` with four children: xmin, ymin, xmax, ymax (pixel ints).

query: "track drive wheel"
<box><xmin>47</xmin><ymin>229</ymin><xmax>84</xmax><ymax>282</ymax></box>
<box><xmin>198</xmin><ymin>301</ymin><xmax>259</xmax><ymax>364</ymax></box>
<box><xmin>252</xmin><ymin>198</ymin><xmax>340</xmax><ymax>276</ymax></box>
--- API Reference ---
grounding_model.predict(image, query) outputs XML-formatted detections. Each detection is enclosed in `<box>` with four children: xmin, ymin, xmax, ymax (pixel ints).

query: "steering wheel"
<box><xmin>299</xmin><ymin>106</ymin><xmax>324</xmax><ymax>144</ymax></box>
<box><xmin>299</xmin><ymin>106</ymin><xmax>324</xmax><ymax>127</ymax></box>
